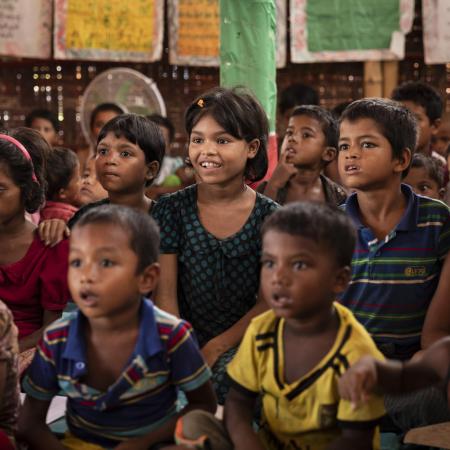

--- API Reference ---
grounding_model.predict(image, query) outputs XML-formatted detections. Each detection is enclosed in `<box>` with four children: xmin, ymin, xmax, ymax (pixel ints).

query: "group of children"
<box><xmin>0</xmin><ymin>79</ymin><xmax>448</xmax><ymax>449</ymax></box>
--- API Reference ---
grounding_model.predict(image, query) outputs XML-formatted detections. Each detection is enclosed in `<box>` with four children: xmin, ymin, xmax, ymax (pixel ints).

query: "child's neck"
<box><xmin>291</xmin><ymin>165</ymin><xmax>323</xmax><ymax>188</ymax></box>
<box><xmin>108</xmin><ymin>190</ymin><xmax>151</xmax><ymax>213</ymax></box>
<box><xmin>356</xmin><ymin>181</ymin><xmax>407</xmax><ymax>240</ymax></box>
<box><xmin>197</xmin><ymin>176</ymin><xmax>248</xmax><ymax>204</ymax></box>
<box><xmin>285</xmin><ymin>304</ymin><xmax>338</xmax><ymax>337</ymax></box>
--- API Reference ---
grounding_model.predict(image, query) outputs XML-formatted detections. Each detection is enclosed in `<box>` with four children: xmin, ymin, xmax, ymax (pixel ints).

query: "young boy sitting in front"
<box><xmin>337</xmin><ymin>98</ymin><xmax>450</xmax><ymax>429</ymax></box>
<box><xmin>176</xmin><ymin>203</ymin><xmax>385</xmax><ymax>450</ymax></box>
<box><xmin>40</xmin><ymin>147</ymin><xmax>82</xmax><ymax>223</ymax></box>
<box><xmin>259</xmin><ymin>106</ymin><xmax>347</xmax><ymax>206</ymax></box>
<box><xmin>19</xmin><ymin>205</ymin><xmax>216</xmax><ymax>450</ymax></box>
<box><xmin>404</xmin><ymin>153</ymin><xmax>446</xmax><ymax>201</ymax></box>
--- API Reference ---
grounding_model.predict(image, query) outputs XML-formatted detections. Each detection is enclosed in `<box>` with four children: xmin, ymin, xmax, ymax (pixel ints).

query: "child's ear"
<box><xmin>333</xmin><ymin>266</ymin><xmax>352</xmax><ymax>295</ymax></box>
<box><xmin>322</xmin><ymin>146</ymin><xmax>337</xmax><ymax>163</ymax></box>
<box><xmin>247</xmin><ymin>138</ymin><xmax>260</xmax><ymax>159</ymax></box>
<box><xmin>431</xmin><ymin>118</ymin><xmax>441</xmax><ymax>135</ymax></box>
<box><xmin>138</xmin><ymin>262</ymin><xmax>160</xmax><ymax>294</ymax></box>
<box><xmin>145</xmin><ymin>161</ymin><xmax>160</xmax><ymax>184</ymax></box>
<box><xmin>439</xmin><ymin>186</ymin><xmax>446</xmax><ymax>200</ymax></box>
<box><xmin>57</xmin><ymin>187</ymin><xmax>68</xmax><ymax>201</ymax></box>
<box><xmin>394</xmin><ymin>147</ymin><xmax>412</xmax><ymax>174</ymax></box>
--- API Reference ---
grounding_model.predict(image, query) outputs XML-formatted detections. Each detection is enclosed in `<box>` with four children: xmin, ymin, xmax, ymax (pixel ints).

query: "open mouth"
<box><xmin>79</xmin><ymin>290</ymin><xmax>99</xmax><ymax>306</ymax></box>
<box><xmin>345</xmin><ymin>164</ymin><xmax>360</xmax><ymax>173</ymax></box>
<box><xmin>271</xmin><ymin>293</ymin><xmax>292</xmax><ymax>307</ymax></box>
<box><xmin>200</xmin><ymin>161</ymin><xmax>221</xmax><ymax>169</ymax></box>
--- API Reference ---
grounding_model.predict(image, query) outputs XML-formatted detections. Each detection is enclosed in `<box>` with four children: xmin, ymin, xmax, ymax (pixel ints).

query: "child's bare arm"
<box><xmin>19</xmin><ymin>310</ymin><xmax>61</xmax><ymax>352</ymax></box>
<box><xmin>18</xmin><ymin>396</ymin><xmax>64</xmax><ymax>450</ymax></box>
<box><xmin>421</xmin><ymin>254</ymin><xmax>450</xmax><ymax>348</ymax></box>
<box><xmin>328</xmin><ymin>428</ymin><xmax>374</xmax><ymax>450</ymax></box>
<box><xmin>114</xmin><ymin>381</ymin><xmax>216</xmax><ymax>450</ymax></box>
<box><xmin>38</xmin><ymin>219</ymin><xmax>70</xmax><ymax>246</ymax></box>
<box><xmin>224</xmin><ymin>387</ymin><xmax>265</xmax><ymax>450</ymax></box>
<box><xmin>154</xmin><ymin>254</ymin><xmax>180</xmax><ymax>317</ymax></box>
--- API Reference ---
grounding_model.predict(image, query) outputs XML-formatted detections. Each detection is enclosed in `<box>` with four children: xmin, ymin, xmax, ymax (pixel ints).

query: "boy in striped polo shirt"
<box><xmin>337</xmin><ymin>98</ymin><xmax>450</xmax><ymax>430</ymax></box>
<box><xmin>19</xmin><ymin>205</ymin><xmax>216</xmax><ymax>449</ymax></box>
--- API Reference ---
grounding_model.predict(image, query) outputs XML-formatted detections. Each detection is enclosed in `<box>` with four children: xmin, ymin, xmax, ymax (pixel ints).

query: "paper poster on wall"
<box><xmin>0</xmin><ymin>0</ymin><xmax>52</xmax><ymax>58</ymax></box>
<box><xmin>54</xmin><ymin>0</ymin><xmax>164</xmax><ymax>62</ymax></box>
<box><xmin>168</xmin><ymin>0</ymin><xmax>286</xmax><ymax>68</ymax></box>
<box><xmin>290</xmin><ymin>0</ymin><xmax>414</xmax><ymax>63</ymax></box>
<box><xmin>422</xmin><ymin>0</ymin><xmax>450</xmax><ymax>64</ymax></box>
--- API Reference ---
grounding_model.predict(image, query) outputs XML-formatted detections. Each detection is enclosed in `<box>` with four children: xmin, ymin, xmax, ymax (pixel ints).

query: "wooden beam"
<box><xmin>364</xmin><ymin>61</ymin><xmax>383</xmax><ymax>98</ymax></box>
<box><xmin>383</xmin><ymin>61</ymin><xmax>399</xmax><ymax>98</ymax></box>
<box><xmin>404</xmin><ymin>422</ymin><xmax>450</xmax><ymax>449</ymax></box>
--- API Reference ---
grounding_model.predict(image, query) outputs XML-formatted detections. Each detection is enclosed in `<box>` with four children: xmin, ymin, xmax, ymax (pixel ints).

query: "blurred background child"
<box><xmin>25</xmin><ymin>109</ymin><xmax>60</xmax><ymax>147</ymax></box>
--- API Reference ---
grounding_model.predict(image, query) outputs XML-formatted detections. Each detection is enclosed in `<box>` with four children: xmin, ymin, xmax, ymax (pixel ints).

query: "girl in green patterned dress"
<box><xmin>153</xmin><ymin>87</ymin><xmax>278</xmax><ymax>404</ymax></box>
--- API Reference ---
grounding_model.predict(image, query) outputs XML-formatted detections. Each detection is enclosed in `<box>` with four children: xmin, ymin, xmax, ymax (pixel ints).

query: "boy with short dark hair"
<box><xmin>404</xmin><ymin>153</ymin><xmax>446</xmax><ymax>200</ymax></box>
<box><xmin>391</xmin><ymin>81</ymin><xmax>444</xmax><ymax>160</ymax></box>
<box><xmin>338</xmin><ymin>98</ymin><xmax>450</xmax><ymax>430</ymax></box>
<box><xmin>176</xmin><ymin>202</ymin><xmax>385</xmax><ymax>450</ymax></box>
<box><xmin>40</xmin><ymin>147</ymin><xmax>81</xmax><ymax>223</ymax></box>
<box><xmin>25</xmin><ymin>109</ymin><xmax>60</xmax><ymax>147</ymax></box>
<box><xmin>260</xmin><ymin>105</ymin><xmax>346</xmax><ymax>205</ymax></box>
<box><xmin>19</xmin><ymin>205</ymin><xmax>216</xmax><ymax>449</ymax></box>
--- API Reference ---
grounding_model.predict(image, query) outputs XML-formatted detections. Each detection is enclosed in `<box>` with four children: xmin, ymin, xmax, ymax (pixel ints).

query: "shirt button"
<box><xmin>75</xmin><ymin>362</ymin><xmax>85</xmax><ymax>370</ymax></box>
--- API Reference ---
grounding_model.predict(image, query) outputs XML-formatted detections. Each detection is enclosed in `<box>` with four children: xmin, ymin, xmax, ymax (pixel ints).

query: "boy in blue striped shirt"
<box><xmin>19</xmin><ymin>205</ymin><xmax>216</xmax><ymax>449</ymax></box>
<box><xmin>337</xmin><ymin>98</ymin><xmax>450</xmax><ymax>431</ymax></box>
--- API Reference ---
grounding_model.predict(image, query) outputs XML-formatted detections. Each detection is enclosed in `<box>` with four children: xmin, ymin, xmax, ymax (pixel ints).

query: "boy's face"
<box><xmin>400</xmin><ymin>101</ymin><xmax>437</xmax><ymax>154</ymax></box>
<box><xmin>338</xmin><ymin>118</ymin><xmax>408</xmax><ymax>191</ymax></box>
<box><xmin>79</xmin><ymin>158</ymin><xmax>108</xmax><ymax>205</ymax></box>
<box><xmin>91</xmin><ymin>110</ymin><xmax>120</xmax><ymax>142</ymax></box>
<box><xmin>30</xmin><ymin>117</ymin><xmax>58</xmax><ymax>146</ymax></box>
<box><xmin>261</xmin><ymin>230</ymin><xmax>349</xmax><ymax>321</ymax></box>
<box><xmin>404</xmin><ymin>166</ymin><xmax>443</xmax><ymax>200</ymax></box>
<box><xmin>432</xmin><ymin>119</ymin><xmax>450</xmax><ymax>157</ymax></box>
<box><xmin>281</xmin><ymin>115</ymin><xmax>334</xmax><ymax>167</ymax></box>
<box><xmin>69</xmin><ymin>222</ymin><xmax>157</xmax><ymax>320</ymax></box>
<box><xmin>96</xmin><ymin>132</ymin><xmax>154</xmax><ymax>195</ymax></box>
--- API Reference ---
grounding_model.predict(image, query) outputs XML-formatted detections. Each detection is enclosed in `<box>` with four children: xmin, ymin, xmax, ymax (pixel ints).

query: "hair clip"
<box><xmin>197</xmin><ymin>99</ymin><xmax>205</xmax><ymax>108</ymax></box>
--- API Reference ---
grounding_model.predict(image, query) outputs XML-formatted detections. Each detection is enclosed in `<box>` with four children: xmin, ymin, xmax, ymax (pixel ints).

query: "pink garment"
<box><xmin>39</xmin><ymin>201</ymin><xmax>78</xmax><ymax>223</ymax></box>
<box><xmin>0</xmin><ymin>301</ymin><xmax>19</xmax><ymax>443</ymax></box>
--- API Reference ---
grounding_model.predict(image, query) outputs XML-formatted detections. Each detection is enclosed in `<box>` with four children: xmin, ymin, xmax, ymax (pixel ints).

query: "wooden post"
<box><xmin>383</xmin><ymin>61</ymin><xmax>399</xmax><ymax>97</ymax></box>
<box><xmin>364</xmin><ymin>61</ymin><xmax>383</xmax><ymax>97</ymax></box>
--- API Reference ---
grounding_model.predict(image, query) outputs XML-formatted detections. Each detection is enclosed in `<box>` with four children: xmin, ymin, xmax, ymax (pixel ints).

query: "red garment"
<box><xmin>0</xmin><ymin>234</ymin><xmax>70</xmax><ymax>339</ymax></box>
<box><xmin>39</xmin><ymin>201</ymin><xmax>78</xmax><ymax>223</ymax></box>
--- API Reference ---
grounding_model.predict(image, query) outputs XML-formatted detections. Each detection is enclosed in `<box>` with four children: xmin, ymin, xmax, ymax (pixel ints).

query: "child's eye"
<box><xmin>338</xmin><ymin>144</ymin><xmax>349</xmax><ymax>151</ymax></box>
<box><xmin>120</xmin><ymin>151</ymin><xmax>131</xmax><ymax>157</ymax></box>
<box><xmin>217</xmin><ymin>137</ymin><xmax>229</xmax><ymax>144</ymax></box>
<box><xmin>418</xmin><ymin>183</ymin><xmax>431</xmax><ymax>193</ymax></box>
<box><xmin>191</xmin><ymin>137</ymin><xmax>203</xmax><ymax>144</ymax></box>
<box><xmin>261</xmin><ymin>259</ymin><xmax>274</xmax><ymax>269</ymax></box>
<box><xmin>361</xmin><ymin>141</ymin><xmax>376</xmax><ymax>149</ymax></box>
<box><xmin>97</xmin><ymin>148</ymin><xmax>108</xmax><ymax>156</ymax></box>
<box><xmin>302</xmin><ymin>133</ymin><xmax>312</xmax><ymax>139</ymax></box>
<box><xmin>293</xmin><ymin>261</ymin><xmax>308</xmax><ymax>270</ymax></box>
<box><xmin>285</xmin><ymin>130</ymin><xmax>293</xmax><ymax>137</ymax></box>
<box><xmin>69</xmin><ymin>258</ymin><xmax>81</xmax><ymax>268</ymax></box>
<box><xmin>100</xmin><ymin>259</ymin><xmax>115</xmax><ymax>268</ymax></box>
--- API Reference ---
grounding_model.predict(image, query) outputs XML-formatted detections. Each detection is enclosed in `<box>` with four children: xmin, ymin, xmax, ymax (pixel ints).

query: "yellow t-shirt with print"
<box><xmin>227</xmin><ymin>302</ymin><xmax>385</xmax><ymax>450</ymax></box>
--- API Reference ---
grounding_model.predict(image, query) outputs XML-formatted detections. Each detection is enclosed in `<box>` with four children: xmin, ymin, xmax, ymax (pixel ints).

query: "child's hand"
<box><xmin>338</xmin><ymin>356</ymin><xmax>379</xmax><ymax>410</ymax></box>
<box><xmin>38</xmin><ymin>219</ymin><xmax>70</xmax><ymax>246</ymax></box>
<box><xmin>201</xmin><ymin>339</ymin><xmax>226</xmax><ymax>369</ymax></box>
<box><xmin>266</xmin><ymin>151</ymin><xmax>297</xmax><ymax>190</ymax></box>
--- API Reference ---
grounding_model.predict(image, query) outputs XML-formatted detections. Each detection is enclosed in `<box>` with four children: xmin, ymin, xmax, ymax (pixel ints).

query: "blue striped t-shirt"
<box><xmin>339</xmin><ymin>185</ymin><xmax>450</xmax><ymax>359</ymax></box>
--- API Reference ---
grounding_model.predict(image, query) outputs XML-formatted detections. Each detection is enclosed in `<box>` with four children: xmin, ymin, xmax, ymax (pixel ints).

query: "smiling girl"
<box><xmin>153</xmin><ymin>87</ymin><xmax>278</xmax><ymax>404</ymax></box>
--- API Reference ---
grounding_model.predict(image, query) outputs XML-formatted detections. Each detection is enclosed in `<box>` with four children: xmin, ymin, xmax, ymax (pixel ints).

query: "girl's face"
<box><xmin>0</xmin><ymin>164</ymin><xmax>23</xmax><ymax>225</ymax></box>
<box><xmin>189</xmin><ymin>114</ymin><xmax>259</xmax><ymax>186</ymax></box>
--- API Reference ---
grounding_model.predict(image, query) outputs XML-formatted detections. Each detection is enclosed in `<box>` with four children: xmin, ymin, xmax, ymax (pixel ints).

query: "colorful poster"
<box><xmin>0</xmin><ymin>0</ymin><xmax>52</xmax><ymax>58</ymax></box>
<box><xmin>422</xmin><ymin>0</ymin><xmax>450</xmax><ymax>64</ymax></box>
<box><xmin>290</xmin><ymin>0</ymin><xmax>414</xmax><ymax>63</ymax></box>
<box><xmin>168</xmin><ymin>0</ymin><xmax>286</xmax><ymax>68</ymax></box>
<box><xmin>54</xmin><ymin>0</ymin><xmax>164</xmax><ymax>62</ymax></box>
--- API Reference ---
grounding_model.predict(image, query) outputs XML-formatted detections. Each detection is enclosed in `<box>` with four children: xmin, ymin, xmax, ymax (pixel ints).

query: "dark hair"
<box><xmin>279</xmin><ymin>83</ymin><xmax>319</xmax><ymax>114</ymax></box>
<box><xmin>74</xmin><ymin>204</ymin><xmax>160</xmax><ymax>273</ymax></box>
<box><xmin>185</xmin><ymin>87</ymin><xmax>269</xmax><ymax>182</ymax></box>
<box><xmin>331</xmin><ymin>101</ymin><xmax>352</xmax><ymax>120</ymax></box>
<box><xmin>97</xmin><ymin>114</ymin><xmax>165</xmax><ymax>185</ymax></box>
<box><xmin>0</xmin><ymin>138</ymin><xmax>45</xmax><ymax>213</ymax></box>
<box><xmin>391</xmin><ymin>81</ymin><xmax>443</xmax><ymax>123</ymax></box>
<box><xmin>147</xmin><ymin>114</ymin><xmax>175</xmax><ymax>142</ymax></box>
<box><xmin>25</xmin><ymin>109</ymin><xmax>60</xmax><ymax>132</ymax></box>
<box><xmin>10</xmin><ymin>127</ymin><xmax>50</xmax><ymax>193</ymax></box>
<box><xmin>340</xmin><ymin>98</ymin><xmax>417</xmax><ymax>177</ymax></box>
<box><xmin>89</xmin><ymin>103</ymin><xmax>125</xmax><ymax>130</ymax></box>
<box><xmin>262</xmin><ymin>202</ymin><xmax>356</xmax><ymax>267</ymax></box>
<box><xmin>46</xmin><ymin>147</ymin><xmax>79</xmax><ymax>200</ymax></box>
<box><xmin>290</xmin><ymin>105</ymin><xmax>338</xmax><ymax>149</ymax></box>
<box><xmin>410</xmin><ymin>153</ymin><xmax>445</xmax><ymax>188</ymax></box>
